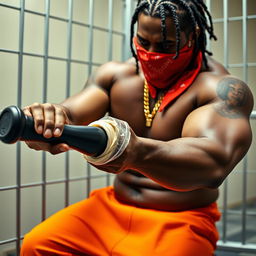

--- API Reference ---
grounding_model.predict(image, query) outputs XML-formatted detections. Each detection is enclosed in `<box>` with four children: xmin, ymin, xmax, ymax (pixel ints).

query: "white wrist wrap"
<box><xmin>83</xmin><ymin>117</ymin><xmax>131</xmax><ymax>165</ymax></box>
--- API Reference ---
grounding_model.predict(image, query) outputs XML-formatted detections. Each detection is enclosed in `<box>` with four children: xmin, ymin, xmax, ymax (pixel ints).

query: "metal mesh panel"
<box><xmin>0</xmin><ymin>0</ymin><xmax>125</xmax><ymax>254</ymax></box>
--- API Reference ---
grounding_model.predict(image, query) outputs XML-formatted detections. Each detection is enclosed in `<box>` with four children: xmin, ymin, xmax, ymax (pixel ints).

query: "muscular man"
<box><xmin>21</xmin><ymin>0</ymin><xmax>253</xmax><ymax>255</ymax></box>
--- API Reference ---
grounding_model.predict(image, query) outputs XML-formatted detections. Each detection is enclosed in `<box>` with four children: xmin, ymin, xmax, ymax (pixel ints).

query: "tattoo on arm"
<box><xmin>214</xmin><ymin>77</ymin><xmax>249</xmax><ymax>118</ymax></box>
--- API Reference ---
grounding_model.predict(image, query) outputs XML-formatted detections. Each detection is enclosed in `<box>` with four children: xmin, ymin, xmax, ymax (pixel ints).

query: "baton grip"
<box><xmin>0</xmin><ymin>106</ymin><xmax>107</xmax><ymax>156</ymax></box>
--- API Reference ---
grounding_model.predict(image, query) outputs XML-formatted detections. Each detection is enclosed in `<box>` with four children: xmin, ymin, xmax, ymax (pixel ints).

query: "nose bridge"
<box><xmin>148</xmin><ymin>45</ymin><xmax>154</xmax><ymax>52</ymax></box>
<box><xmin>148</xmin><ymin>43</ymin><xmax>157</xmax><ymax>53</ymax></box>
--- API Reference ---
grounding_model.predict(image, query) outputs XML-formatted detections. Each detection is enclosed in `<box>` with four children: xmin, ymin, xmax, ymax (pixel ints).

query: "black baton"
<box><xmin>0</xmin><ymin>106</ymin><xmax>107</xmax><ymax>156</ymax></box>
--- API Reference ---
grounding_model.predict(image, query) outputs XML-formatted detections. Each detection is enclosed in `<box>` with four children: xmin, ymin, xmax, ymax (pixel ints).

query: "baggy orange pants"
<box><xmin>21</xmin><ymin>186</ymin><xmax>221</xmax><ymax>256</ymax></box>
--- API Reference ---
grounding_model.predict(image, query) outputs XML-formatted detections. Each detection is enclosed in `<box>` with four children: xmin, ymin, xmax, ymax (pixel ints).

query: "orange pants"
<box><xmin>21</xmin><ymin>186</ymin><xmax>220</xmax><ymax>256</ymax></box>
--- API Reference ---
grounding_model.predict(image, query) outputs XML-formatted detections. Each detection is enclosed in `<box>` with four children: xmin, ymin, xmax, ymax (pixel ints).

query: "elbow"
<box><xmin>206</xmin><ymin>152</ymin><xmax>231</xmax><ymax>189</ymax></box>
<box><xmin>207</xmin><ymin>168</ymin><xmax>227</xmax><ymax>189</ymax></box>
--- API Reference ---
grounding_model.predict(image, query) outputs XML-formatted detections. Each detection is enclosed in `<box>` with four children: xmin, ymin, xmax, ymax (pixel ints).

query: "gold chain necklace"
<box><xmin>143</xmin><ymin>80</ymin><xmax>164</xmax><ymax>127</ymax></box>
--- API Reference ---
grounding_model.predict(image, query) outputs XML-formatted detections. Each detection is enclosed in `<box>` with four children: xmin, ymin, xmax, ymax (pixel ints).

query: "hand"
<box><xmin>22</xmin><ymin>102</ymin><xmax>72</xmax><ymax>154</ymax></box>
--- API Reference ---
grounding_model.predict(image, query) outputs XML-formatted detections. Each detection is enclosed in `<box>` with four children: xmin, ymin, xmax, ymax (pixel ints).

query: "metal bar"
<box><xmin>64</xmin><ymin>0</ymin><xmax>74</xmax><ymax>207</ymax></box>
<box><xmin>242</xmin><ymin>0</ymin><xmax>248</xmax><ymax>84</ymax></box>
<box><xmin>2</xmin><ymin>166</ymin><xmax>255</xmax><ymax>190</ymax></box>
<box><xmin>0</xmin><ymin>169</ymin><xmax>250</xmax><ymax>188</ymax></box>
<box><xmin>222</xmin><ymin>180</ymin><xmax>228</xmax><ymax>242</ymax></box>
<box><xmin>0</xmin><ymin>3</ymin><xmax>20</xmax><ymax>10</ymax></box>
<box><xmin>228</xmin><ymin>63</ymin><xmax>256</xmax><ymax>68</ymax></box>
<box><xmin>0</xmin><ymin>236</ymin><xmax>24</xmax><ymax>246</ymax></box>
<box><xmin>41</xmin><ymin>0</ymin><xmax>50</xmax><ymax>222</ymax></box>
<box><xmin>25</xmin><ymin>9</ymin><xmax>125</xmax><ymax>36</ymax></box>
<box><xmin>0</xmin><ymin>3</ymin><xmax>125</xmax><ymax>36</ymax></box>
<box><xmin>0</xmin><ymin>238</ymin><xmax>18</xmax><ymax>246</ymax></box>
<box><xmin>250</xmin><ymin>111</ymin><xmax>256</xmax><ymax>119</ymax></box>
<box><xmin>213</xmin><ymin>15</ymin><xmax>256</xmax><ymax>23</ymax></box>
<box><xmin>205</xmin><ymin>0</ymin><xmax>212</xmax><ymax>51</ymax></box>
<box><xmin>106</xmin><ymin>0</ymin><xmax>114</xmax><ymax>187</ymax></box>
<box><xmin>87</xmin><ymin>162</ymin><xmax>91</xmax><ymax>197</ymax></box>
<box><xmin>72</xmin><ymin>21</ymin><xmax>124</xmax><ymax>36</ymax></box>
<box><xmin>49</xmin><ymin>58</ymin><xmax>98</xmax><ymax>66</ymax></box>
<box><xmin>16</xmin><ymin>0</ymin><xmax>25</xmax><ymax>253</ymax></box>
<box><xmin>107</xmin><ymin>0</ymin><xmax>113</xmax><ymax>61</ymax></box>
<box><xmin>217</xmin><ymin>241</ymin><xmax>256</xmax><ymax>253</ymax></box>
<box><xmin>247</xmin><ymin>15</ymin><xmax>256</xmax><ymax>20</ymax></box>
<box><xmin>86</xmin><ymin>0</ymin><xmax>95</xmax><ymax>196</ymax></box>
<box><xmin>221</xmin><ymin>0</ymin><xmax>229</xmax><ymax>243</ymax></box>
<box><xmin>4</xmin><ymin>0</ymin><xmax>256</xmax><ymax>33</ymax></box>
<box><xmin>241</xmin><ymin>155</ymin><xmax>248</xmax><ymax>244</ymax></box>
<box><xmin>223</xmin><ymin>0</ymin><xmax>229</xmax><ymax>69</ymax></box>
<box><xmin>219</xmin><ymin>209</ymin><xmax>256</xmax><ymax>216</ymax></box>
<box><xmin>3</xmin><ymin>48</ymin><xmax>256</xmax><ymax>69</ymax></box>
<box><xmin>122</xmin><ymin>0</ymin><xmax>126</xmax><ymax>61</ymax></box>
<box><xmin>15</xmin><ymin>138</ymin><xmax>21</xmax><ymax>255</ymax></box>
<box><xmin>0</xmin><ymin>174</ymin><xmax>108</xmax><ymax>191</ymax></box>
<box><xmin>0</xmin><ymin>48</ymin><xmax>102</xmax><ymax>66</ymax></box>
<box><xmin>87</xmin><ymin>0</ymin><xmax>94</xmax><ymax>76</ymax></box>
<box><xmin>122</xmin><ymin>0</ymin><xmax>133</xmax><ymax>61</ymax></box>
<box><xmin>214</xmin><ymin>16</ymin><xmax>244</xmax><ymax>22</ymax></box>
<box><xmin>241</xmin><ymin>0</ymin><xmax>248</xmax><ymax>245</ymax></box>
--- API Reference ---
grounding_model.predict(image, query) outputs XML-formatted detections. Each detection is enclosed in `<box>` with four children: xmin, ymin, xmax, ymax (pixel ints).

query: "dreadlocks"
<box><xmin>130</xmin><ymin>0</ymin><xmax>217</xmax><ymax>74</ymax></box>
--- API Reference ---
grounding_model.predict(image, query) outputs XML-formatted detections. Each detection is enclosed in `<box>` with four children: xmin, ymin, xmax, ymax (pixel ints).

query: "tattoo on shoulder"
<box><xmin>214</xmin><ymin>77</ymin><xmax>249</xmax><ymax>118</ymax></box>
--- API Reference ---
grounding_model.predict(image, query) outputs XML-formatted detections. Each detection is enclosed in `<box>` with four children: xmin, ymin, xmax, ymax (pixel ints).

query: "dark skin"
<box><xmin>23</xmin><ymin>13</ymin><xmax>253</xmax><ymax>211</ymax></box>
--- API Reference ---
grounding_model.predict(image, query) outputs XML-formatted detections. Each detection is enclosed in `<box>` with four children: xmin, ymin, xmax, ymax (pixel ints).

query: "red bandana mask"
<box><xmin>133</xmin><ymin>37</ymin><xmax>202</xmax><ymax>111</ymax></box>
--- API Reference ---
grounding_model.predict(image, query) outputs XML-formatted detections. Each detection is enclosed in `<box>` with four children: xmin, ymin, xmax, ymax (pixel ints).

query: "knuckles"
<box><xmin>35</xmin><ymin>117</ymin><xmax>44</xmax><ymax>125</ymax></box>
<box><xmin>23</xmin><ymin>102</ymin><xmax>69</xmax><ymax>154</ymax></box>
<box><xmin>44</xmin><ymin>103</ymin><xmax>54</xmax><ymax>111</ymax></box>
<box><xmin>31</xmin><ymin>102</ymin><xmax>41</xmax><ymax>109</ymax></box>
<box><xmin>44</xmin><ymin>119</ymin><xmax>55</xmax><ymax>128</ymax></box>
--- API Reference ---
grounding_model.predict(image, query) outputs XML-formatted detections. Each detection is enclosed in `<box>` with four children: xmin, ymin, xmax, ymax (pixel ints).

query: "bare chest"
<box><xmin>109</xmin><ymin>80</ymin><xmax>197</xmax><ymax>140</ymax></box>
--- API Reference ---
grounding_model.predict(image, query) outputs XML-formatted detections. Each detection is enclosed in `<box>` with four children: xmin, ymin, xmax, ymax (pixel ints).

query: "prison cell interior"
<box><xmin>0</xmin><ymin>0</ymin><xmax>255</xmax><ymax>255</ymax></box>
<box><xmin>207</xmin><ymin>0</ymin><xmax>256</xmax><ymax>255</ymax></box>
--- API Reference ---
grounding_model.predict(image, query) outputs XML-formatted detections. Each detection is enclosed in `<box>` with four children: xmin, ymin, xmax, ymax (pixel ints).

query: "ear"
<box><xmin>187</xmin><ymin>27</ymin><xmax>200</xmax><ymax>48</ymax></box>
<box><xmin>188</xmin><ymin>26</ymin><xmax>200</xmax><ymax>41</ymax></box>
<box><xmin>195</xmin><ymin>26</ymin><xmax>201</xmax><ymax>38</ymax></box>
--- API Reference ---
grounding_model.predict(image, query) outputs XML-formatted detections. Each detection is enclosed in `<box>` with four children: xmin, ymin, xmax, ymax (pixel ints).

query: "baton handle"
<box><xmin>0</xmin><ymin>106</ymin><xmax>107</xmax><ymax>156</ymax></box>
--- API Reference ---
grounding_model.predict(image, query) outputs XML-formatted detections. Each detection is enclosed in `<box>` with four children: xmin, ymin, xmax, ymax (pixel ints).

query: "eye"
<box><xmin>138</xmin><ymin>37</ymin><xmax>149</xmax><ymax>47</ymax></box>
<box><xmin>154</xmin><ymin>41</ymin><xmax>176</xmax><ymax>53</ymax></box>
<box><xmin>162</xmin><ymin>42</ymin><xmax>175</xmax><ymax>51</ymax></box>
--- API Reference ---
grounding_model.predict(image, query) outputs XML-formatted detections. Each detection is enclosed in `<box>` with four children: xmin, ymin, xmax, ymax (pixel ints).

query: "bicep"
<box><xmin>61</xmin><ymin>85</ymin><xmax>109</xmax><ymax>125</ymax></box>
<box><xmin>61</xmin><ymin>63</ymin><xmax>119</xmax><ymax>124</ymax></box>
<box><xmin>62</xmin><ymin>61</ymin><xmax>134</xmax><ymax>125</ymax></box>
<box><xmin>182</xmin><ymin>103</ymin><xmax>252</xmax><ymax>171</ymax></box>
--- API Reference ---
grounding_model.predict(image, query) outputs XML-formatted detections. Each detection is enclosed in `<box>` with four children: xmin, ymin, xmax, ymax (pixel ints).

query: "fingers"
<box><xmin>23</xmin><ymin>103</ymin><xmax>68</xmax><ymax>138</ymax></box>
<box><xmin>23</xmin><ymin>103</ymin><xmax>45</xmax><ymax>135</ymax></box>
<box><xmin>48</xmin><ymin>143</ymin><xmax>70</xmax><ymax>154</ymax></box>
<box><xmin>22</xmin><ymin>102</ymin><xmax>71</xmax><ymax>155</ymax></box>
<box><xmin>43</xmin><ymin>103</ymin><xmax>55</xmax><ymax>138</ymax></box>
<box><xmin>25</xmin><ymin>141</ymin><xmax>70</xmax><ymax>155</ymax></box>
<box><xmin>24</xmin><ymin>103</ymin><xmax>47</xmax><ymax>138</ymax></box>
<box><xmin>54</xmin><ymin>106</ymin><xmax>68</xmax><ymax>137</ymax></box>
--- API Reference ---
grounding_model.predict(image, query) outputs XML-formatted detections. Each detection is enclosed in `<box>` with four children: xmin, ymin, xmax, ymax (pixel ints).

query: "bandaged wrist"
<box><xmin>83</xmin><ymin>116</ymin><xmax>131</xmax><ymax>165</ymax></box>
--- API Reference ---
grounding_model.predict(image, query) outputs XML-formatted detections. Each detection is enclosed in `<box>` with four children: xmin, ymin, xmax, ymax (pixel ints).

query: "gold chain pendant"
<box><xmin>143</xmin><ymin>81</ymin><xmax>164</xmax><ymax>127</ymax></box>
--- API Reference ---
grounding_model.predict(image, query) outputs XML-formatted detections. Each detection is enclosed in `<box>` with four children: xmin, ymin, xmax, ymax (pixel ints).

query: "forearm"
<box><xmin>130</xmin><ymin>137</ymin><xmax>230</xmax><ymax>191</ymax></box>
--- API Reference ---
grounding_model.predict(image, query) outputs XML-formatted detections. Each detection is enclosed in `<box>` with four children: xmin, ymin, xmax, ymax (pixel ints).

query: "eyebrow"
<box><xmin>136</xmin><ymin>34</ymin><xmax>175</xmax><ymax>44</ymax></box>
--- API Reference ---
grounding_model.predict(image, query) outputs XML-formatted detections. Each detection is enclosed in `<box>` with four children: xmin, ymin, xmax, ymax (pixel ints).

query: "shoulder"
<box><xmin>90</xmin><ymin>60</ymin><xmax>137</xmax><ymax>91</ymax></box>
<box><xmin>193</xmin><ymin>57</ymin><xmax>254</xmax><ymax>118</ymax></box>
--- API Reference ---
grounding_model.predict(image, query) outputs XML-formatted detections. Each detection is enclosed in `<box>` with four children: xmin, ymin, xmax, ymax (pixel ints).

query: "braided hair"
<box><xmin>130</xmin><ymin>0</ymin><xmax>217</xmax><ymax>73</ymax></box>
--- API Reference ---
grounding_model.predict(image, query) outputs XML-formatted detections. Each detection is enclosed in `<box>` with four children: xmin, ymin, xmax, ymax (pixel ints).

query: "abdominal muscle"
<box><xmin>114</xmin><ymin>170</ymin><xmax>219</xmax><ymax>211</ymax></box>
